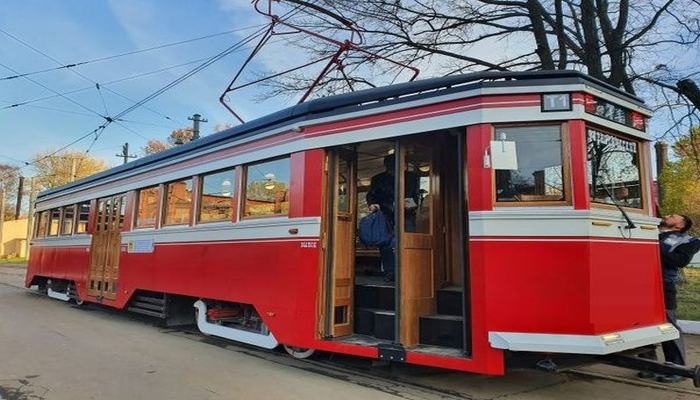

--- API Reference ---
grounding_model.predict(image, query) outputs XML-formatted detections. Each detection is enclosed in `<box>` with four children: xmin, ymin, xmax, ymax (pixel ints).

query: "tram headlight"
<box><xmin>601</xmin><ymin>333</ymin><xmax>624</xmax><ymax>346</ymax></box>
<box><xmin>658</xmin><ymin>323</ymin><xmax>676</xmax><ymax>334</ymax></box>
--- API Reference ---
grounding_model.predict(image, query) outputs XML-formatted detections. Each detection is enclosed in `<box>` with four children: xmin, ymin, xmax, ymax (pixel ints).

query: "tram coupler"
<box><xmin>377</xmin><ymin>343</ymin><xmax>406</xmax><ymax>363</ymax></box>
<box><xmin>600</xmin><ymin>350</ymin><xmax>700</xmax><ymax>387</ymax></box>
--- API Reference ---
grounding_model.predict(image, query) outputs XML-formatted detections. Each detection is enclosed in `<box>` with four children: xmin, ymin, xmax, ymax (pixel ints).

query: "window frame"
<box><xmin>162</xmin><ymin>177</ymin><xmax>195</xmax><ymax>227</ymax></box>
<box><xmin>196</xmin><ymin>167</ymin><xmax>238</xmax><ymax>225</ymax></box>
<box><xmin>492</xmin><ymin>122</ymin><xmax>572</xmax><ymax>207</ymax></box>
<box><xmin>60</xmin><ymin>204</ymin><xmax>76</xmax><ymax>236</ymax></box>
<box><xmin>134</xmin><ymin>186</ymin><xmax>160</xmax><ymax>229</ymax></box>
<box><xmin>74</xmin><ymin>202</ymin><xmax>91</xmax><ymax>234</ymax></box>
<box><xmin>585</xmin><ymin>124</ymin><xmax>649</xmax><ymax>215</ymax></box>
<box><xmin>241</xmin><ymin>156</ymin><xmax>291</xmax><ymax>220</ymax></box>
<box><xmin>47</xmin><ymin>208</ymin><xmax>62</xmax><ymax>237</ymax></box>
<box><xmin>35</xmin><ymin>211</ymin><xmax>49</xmax><ymax>238</ymax></box>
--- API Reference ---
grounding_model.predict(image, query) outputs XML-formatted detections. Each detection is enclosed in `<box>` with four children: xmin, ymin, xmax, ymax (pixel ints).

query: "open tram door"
<box><xmin>322</xmin><ymin>130</ymin><xmax>470</xmax><ymax>356</ymax></box>
<box><xmin>323</xmin><ymin>148</ymin><xmax>358</xmax><ymax>337</ymax></box>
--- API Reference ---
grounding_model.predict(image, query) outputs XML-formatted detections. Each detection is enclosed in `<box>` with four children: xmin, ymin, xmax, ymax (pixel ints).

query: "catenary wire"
<box><xmin>0</xmin><ymin>28</ymin><xmax>180</xmax><ymax>125</ymax></box>
<box><xmin>24</xmin><ymin>24</ymin><xmax>273</xmax><ymax>169</ymax></box>
<box><xmin>0</xmin><ymin>25</ymin><xmax>264</xmax><ymax>82</ymax></box>
<box><xmin>17</xmin><ymin>2</ymin><xmax>307</xmax><ymax>170</ymax></box>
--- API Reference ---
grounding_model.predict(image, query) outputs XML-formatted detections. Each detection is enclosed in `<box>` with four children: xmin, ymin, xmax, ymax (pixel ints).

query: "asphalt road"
<box><xmin>1</xmin><ymin>263</ymin><xmax>698</xmax><ymax>400</ymax></box>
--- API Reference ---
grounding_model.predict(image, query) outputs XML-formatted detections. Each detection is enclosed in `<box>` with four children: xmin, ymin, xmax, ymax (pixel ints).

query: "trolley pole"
<box><xmin>188</xmin><ymin>113</ymin><xmax>208</xmax><ymax>140</ymax></box>
<box><xmin>25</xmin><ymin>177</ymin><xmax>35</xmax><ymax>259</ymax></box>
<box><xmin>116</xmin><ymin>143</ymin><xmax>137</xmax><ymax>165</ymax></box>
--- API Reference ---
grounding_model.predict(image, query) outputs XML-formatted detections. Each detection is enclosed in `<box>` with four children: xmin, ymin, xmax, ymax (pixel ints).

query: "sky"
<box><xmin>0</xmin><ymin>0</ymin><xmax>294</xmax><ymax>171</ymax></box>
<box><xmin>0</xmin><ymin>1</ymin><xmax>694</xmax><ymax>176</ymax></box>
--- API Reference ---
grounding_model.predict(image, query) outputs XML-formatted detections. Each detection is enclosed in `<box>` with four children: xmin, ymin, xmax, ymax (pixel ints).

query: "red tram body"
<box><xmin>26</xmin><ymin>71</ymin><xmax>676</xmax><ymax>375</ymax></box>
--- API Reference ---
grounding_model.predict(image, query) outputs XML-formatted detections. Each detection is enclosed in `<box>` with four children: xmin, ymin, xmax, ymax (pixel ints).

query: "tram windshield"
<box><xmin>587</xmin><ymin>128</ymin><xmax>642</xmax><ymax>209</ymax></box>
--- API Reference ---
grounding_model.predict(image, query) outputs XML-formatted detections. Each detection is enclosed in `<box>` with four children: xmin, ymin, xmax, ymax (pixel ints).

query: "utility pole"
<box><xmin>188</xmin><ymin>113</ymin><xmax>208</xmax><ymax>140</ymax></box>
<box><xmin>70</xmin><ymin>157</ymin><xmax>77</xmax><ymax>182</ymax></box>
<box><xmin>655</xmin><ymin>141</ymin><xmax>669</xmax><ymax>209</ymax></box>
<box><xmin>24</xmin><ymin>177</ymin><xmax>35</xmax><ymax>259</ymax></box>
<box><xmin>116</xmin><ymin>143</ymin><xmax>137</xmax><ymax>165</ymax></box>
<box><xmin>15</xmin><ymin>176</ymin><xmax>24</xmax><ymax>220</ymax></box>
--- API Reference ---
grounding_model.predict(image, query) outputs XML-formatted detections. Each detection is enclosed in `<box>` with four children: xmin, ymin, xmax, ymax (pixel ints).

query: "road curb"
<box><xmin>679</xmin><ymin>320</ymin><xmax>700</xmax><ymax>335</ymax></box>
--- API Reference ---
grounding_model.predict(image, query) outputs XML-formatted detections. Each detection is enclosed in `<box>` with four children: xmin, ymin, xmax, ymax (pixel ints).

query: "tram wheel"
<box><xmin>283</xmin><ymin>345</ymin><xmax>315</xmax><ymax>359</ymax></box>
<box><xmin>74</xmin><ymin>297</ymin><xmax>85</xmax><ymax>306</ymax></box>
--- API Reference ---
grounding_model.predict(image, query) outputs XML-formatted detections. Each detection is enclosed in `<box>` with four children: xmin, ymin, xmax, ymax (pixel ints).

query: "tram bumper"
<box><xmin>488</xmin><ymin>323</ymin><xmax>679</xmax><ymax>355</ymax></box>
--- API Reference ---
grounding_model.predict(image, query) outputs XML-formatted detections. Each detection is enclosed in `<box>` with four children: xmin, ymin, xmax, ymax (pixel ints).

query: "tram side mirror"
<box><xmin>488</xmin><ymin>137</ymin><xmax>518</xmax><ymax>170</ymax></box>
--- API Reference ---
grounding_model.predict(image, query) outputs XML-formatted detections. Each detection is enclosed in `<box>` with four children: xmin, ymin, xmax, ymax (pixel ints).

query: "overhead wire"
<box><xmin>1</xmin><ymin>36</ymin><xmax>289</xmax><ymax>114</ymax></box>
<box><xmin>24</xmin><ymin>21</ymin><xmax>275</xmax><ymax>171</ymax></box>
<box><xmin>0</xmin><ymin>61</ymin><xmax>106</xmax><ymax>119</ymax></box>
<box><xmin>14</xmin><ymin>3</ymin><xmax>307</xmax><ymax>172</ymax></box>
<box><xmin>0</xmin><ymin>25</ymin><xmax>264</xmax><ymax>82</ymax></box>
<box><xmin>0</xmin><ymin>28</ymin><xmax>180</xmax><ymax>125</ymax></box>
<box><xmin>0</xmin><ymin>100</ymin><xmax>98</xmax><ymax>117</ymax></box>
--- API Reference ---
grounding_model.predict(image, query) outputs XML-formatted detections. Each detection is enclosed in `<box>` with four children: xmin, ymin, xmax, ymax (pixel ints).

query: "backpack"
<box><xmin>358</xmin><ymin>211</ymin><xmax>393</xmax><ymax>247</ymax></box>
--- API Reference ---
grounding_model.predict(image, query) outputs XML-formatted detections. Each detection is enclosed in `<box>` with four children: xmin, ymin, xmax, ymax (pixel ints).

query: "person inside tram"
<box><xmin>639</xmin><ymin>214</ymin><xmax>700</xmax><ymax>383</ymax></box>
<box><xmin>366</xmin><ymin>154</ymin><xmax>419</xmax><ymax>282</ymax></box>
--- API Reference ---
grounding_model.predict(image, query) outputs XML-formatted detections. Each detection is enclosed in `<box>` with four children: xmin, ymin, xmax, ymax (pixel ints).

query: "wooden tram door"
<box><xmin>88</xmin><ymin>195</ymin><xmax>125</xmax><ymax>300</ymax></box>
<box><xmin>398</xmin><ymin>137</ymin><xmax>437</xmax><ymax>346</ymax></box>
<box><xmin>326</xmin><ymin>148</ymin><xmax>357</xmax><ymax>337</ymax></box>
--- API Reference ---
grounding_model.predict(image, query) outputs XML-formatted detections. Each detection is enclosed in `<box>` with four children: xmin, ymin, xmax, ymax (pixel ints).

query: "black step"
<box><xmin>354</xmin><ymin>308</ymin><xmax>395</xmax><ymax>340</ymax></box>
<box><xmin>354</xmin><ymin>307</ymin><xmax>377</xmax><ymax>336</ymax></box>
<box><xmin>127</xmin><ymin>307</ymin><xmax>167</xmax><ymax>318</ymax></box>
<box><xmin>436</xmin><ymin>286</ymin><xmax>463</xmax><ymax>316</ymax></box>
<box><xmin>129</xmin><ymin>300</ymin><xmax>166</xmax><ymax>312</ymax></box>
<box><xmin>133</xmin><ymin>294</ymin><xmax>167</xmax><ymax>306</ymax></box>
<box><xmin>355</xmin><ymin>284</ymin><xmax>395</xmax><ymax>310</ymax></box>
<box><xmin>419</xmin><ymin>314</ymin><xmax>463</xmax><ymax>349</ymax></box>
<box><xmin>374</xmin><ymin>310</ymin><xmax>396</xmax><ymax>341</ymax></box>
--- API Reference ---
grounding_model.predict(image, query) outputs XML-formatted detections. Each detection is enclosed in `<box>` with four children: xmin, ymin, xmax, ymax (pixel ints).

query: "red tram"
<box><xmin>26</xmin><ymin>71</ymin><xmax>683</xmax><ymax>376</ymax></box>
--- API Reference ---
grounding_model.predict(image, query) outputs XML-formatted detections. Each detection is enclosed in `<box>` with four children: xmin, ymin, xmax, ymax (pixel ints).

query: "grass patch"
<box><xmin>677</xmin><ymin>267</ymin><xmax>700</xmax><ymax>320</ymax></box>
<box><xmin>0</xmin><ymin>257</ymin><xmax>27</xmax><ymax>264</ymax></box>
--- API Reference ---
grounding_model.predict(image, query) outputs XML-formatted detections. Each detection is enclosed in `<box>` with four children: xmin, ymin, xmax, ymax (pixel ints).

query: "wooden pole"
<box><xmin>24</xmin><ymin>177</ymin><xmax>35</xmax><ymax>259</ymax></box>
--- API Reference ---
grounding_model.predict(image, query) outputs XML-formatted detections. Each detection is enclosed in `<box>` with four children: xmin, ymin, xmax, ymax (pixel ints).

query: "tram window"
<box><xmin>587</xmin><ymin>128</ymin><xmax>643</xmax><ymax>209</ymax></box>
<box><xmin>48</xmin><ymin>208</ymin><xmax>61</xmax><ymax>236</ymax></box>
<box><xmin>75</xmin><ymin>202</ymin><xmax>90</xmax><ymax>234</ymax></box>
<box><xmin>60</xmin><ymin>205</ymin><xmax>75</xmax><ymax>236</ymax></box>
<box><xmin>243</xmin><ymin>157</ymin><xmax>290</xmax><ymax>218</ymax></box>
<box><xmin>135</xmin><ymin>186</ymin><xmax>160</xmax><ymax>228</ymax></box>
<box><xmin>163</xmin><ymin>179</ymin><xmax>193</xmax><ymax>226</ymax></box>
<box><xmin>199</xmin><ymin>169</ymin><xmax>235</xmax><ymax>223</ymax></box>
<box><xmin>36</xmin><ymin>211</ymin><xmax>49</xmax><ymax>238</ymax></box>
<box><xmin>494</xmin><ymin>125</ymin><xmax>566</xmax><ymax>203</ymax></box>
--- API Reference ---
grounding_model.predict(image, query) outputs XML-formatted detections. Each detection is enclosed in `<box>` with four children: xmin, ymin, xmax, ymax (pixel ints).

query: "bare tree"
<box><xmin>253</xmin><ymin>0</ymin><xmax>700</xmax><ymax>153</ymax></box>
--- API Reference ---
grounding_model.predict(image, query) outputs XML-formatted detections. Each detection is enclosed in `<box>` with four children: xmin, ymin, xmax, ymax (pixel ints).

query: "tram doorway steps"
<box><xmin>419</xmin><ymin>286</ymin><xmax>464</xmax><ymax>349</ymax></box>
<box><xmin>353</xmin><ymin>276</ymin><xmax>395</xmax><ymax>340</ymax></box>
<box><xmin>127</xmin><ymin>291</ymin><xmax>195</xmax><ymax>326</ymax></box>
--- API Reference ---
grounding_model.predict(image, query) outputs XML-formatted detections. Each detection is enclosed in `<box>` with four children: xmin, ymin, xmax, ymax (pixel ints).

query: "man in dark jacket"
<box><xmin>366</xmin><ymin>154</ymin><xmax>419</xmax><ymax>281</ymax></box>
<box><xmin>641</xmin><ymin>214</ymin><xmax>700</xmax><ymax>383</ymax></box>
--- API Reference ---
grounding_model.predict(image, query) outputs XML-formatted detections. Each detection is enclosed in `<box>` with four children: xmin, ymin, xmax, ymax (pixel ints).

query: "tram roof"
<box><xmin>38</xmin><ymin>69</ymin><xmax>647</xmax><ymax>200</ymax></box>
